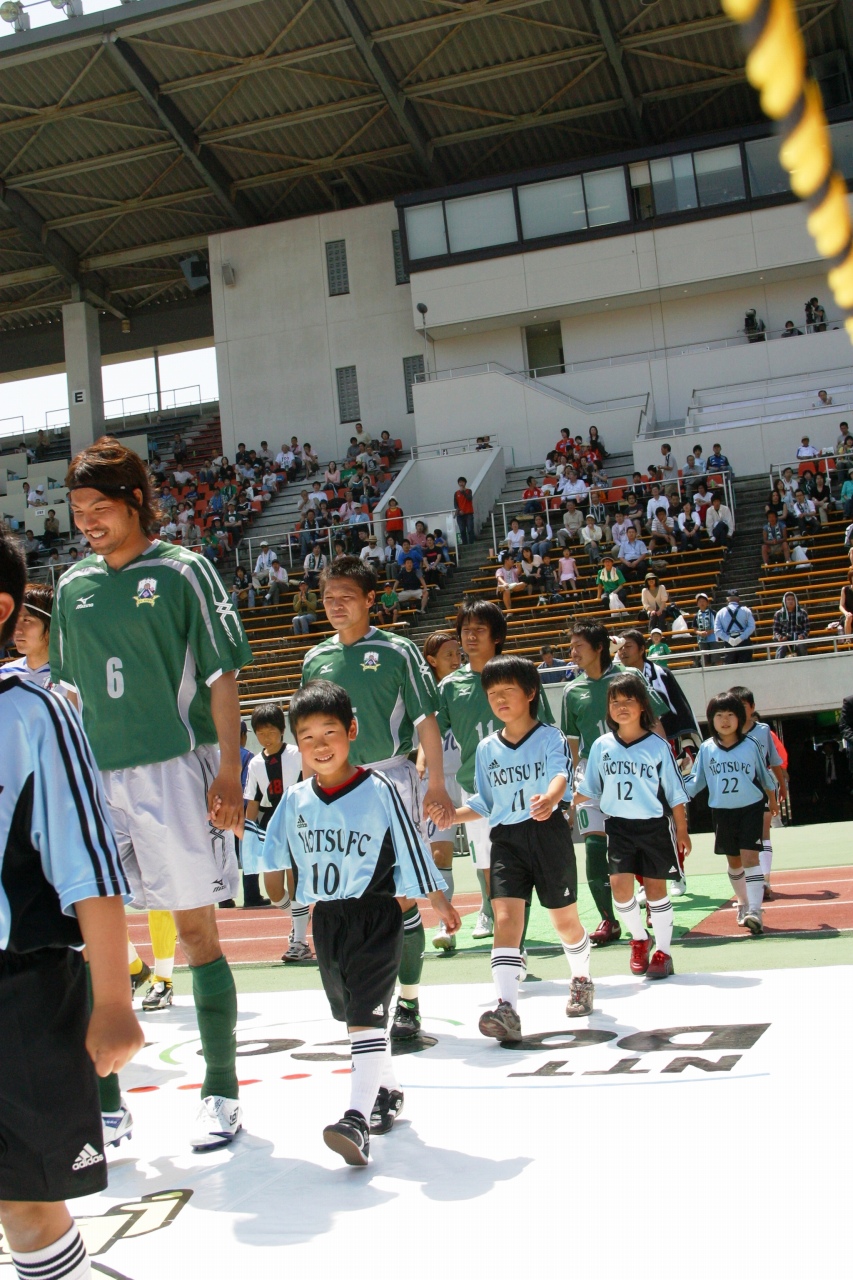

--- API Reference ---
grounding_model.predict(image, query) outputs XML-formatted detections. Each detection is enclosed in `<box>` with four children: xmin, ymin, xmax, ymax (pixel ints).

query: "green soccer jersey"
<box><xmin>437</xmin><ymin>663</ymin><xmax>555</xmax><ymax>793</ymax></box>
<box><xmin>301</xmin><ymin>625</ymin><xmax>438</xmax><ymax>764</ymax></box>
<box><xmin>560</xmin><ymin>660</ymin><xmax>668</xmax><ymax>761</ymax></box>
<box><xmin>50</xmin><ymin>540</ymin><xmax>253</xmax><ymax>771</ymax></box>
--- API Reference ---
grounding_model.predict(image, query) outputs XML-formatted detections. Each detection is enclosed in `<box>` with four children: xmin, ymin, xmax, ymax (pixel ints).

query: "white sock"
<box><xmin>745</xmin><ymin>868</ymin><xmax>764</xmax><ymax>914</ymax></box>
<box><xmin>728</xmin><ymin>867</ymin><xmax>748</xmax><ymax>906</ymax></box>
<box><xmin>291</xmin><ymin>902</ymin><xmax>309</xmax><ymax>943</ymax></box>
<box><xmin>647</xmin><ymin>896</ymin><xmax>673</xmax><ymax>956</ymax></box>
<box><xmin>490</xmin><ymin>947</ymin><xmax>524</xmax><ymax>1009</ymax></box>
<box><xmin>613</xmin><ymin>895</ymin><xmax>648</xmax><ymax>941</ymax></box>
<box><xmin>12</xmin><ymin>1224</ymin><xmax>90</xmax><ymax>1280</ymax></box>
<box><xmin>348</xmin><ymin>1029</ymin><xmax>387</xmax><ymax>1122</ymax></box>
<box><xmin>379</xmin><ymin>1039</ymin><xmax>399</xmax><ymax>1092</ymax></box>
<box><xmin>440</xmin><ymin>867</ymin><xmax>454</xmax><ymax>901</ymax></box>
<box><xmin>759</xmin><ymin>839</ymin><xmax>773</xmax><ymax>879</ymax></box>
<box><xmin>271</xmin><ymin>893</ymin><xmax>291</xmax><ymax>910</ymax></box>
<box><xmin>153</xmin><ymin>955</ymin><xmax>174</xmax><ymax>981</ymax></box>
<box><xmin>562</xmin><ymin>931</ymin><xmax>590</xmax><ymax>979</ymax></box>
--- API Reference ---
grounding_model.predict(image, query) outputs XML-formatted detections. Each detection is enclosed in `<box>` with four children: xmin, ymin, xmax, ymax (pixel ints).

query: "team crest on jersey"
<box><xmin>133</xmin><ymin>577</ymin><xmax>159</xmax><ymax>607</ymax></box>
<box><xmin>361</xmin><ymin>650</ymin><xmax>380</xmax><ymax>672</ymax></box>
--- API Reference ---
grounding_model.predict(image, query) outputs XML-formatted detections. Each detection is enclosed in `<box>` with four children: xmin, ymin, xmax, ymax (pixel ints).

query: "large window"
<box><xmin>325</xmin><ymin>240</ymin><xmax>349</xmax><ymax>296</ymax></box>
<box><xmin>444</xmin><ymin>189</ymin><xmax>518</xmax><ymax>253</ymax></box>
<box><xmin>336</xmin><ymin>366</ymin><xmax>360</xmax><ymax>423</ymax></box>
<box><xmin>831</xmin><ymin>119</ymin><xmax>853</xmax><ymax>180</ymax></box>
<box><xmin>518</xmin><ymin>175</ymin><xmax>586</xmax><ymax>239</ymax></box>
<box><xmin>745</xmin><ymin>136</ymin><xmax>789</xmax><ymax>196</ymax></box>
<box><xmin>693</xmin><ymin>145</ymin><xmax>746</xmax><ymax>206</ymax></box>
<box><xmin>391</xmin><ymin>228</ymin><xmax>409</xmax><ymax>284</ymax></box>
<box><xmin>405</xmin><ymin>202</ymin><xmax>447</xmax><ymax>259</ymax></box>
<box><xmin>650</xmin><ymin>154</ymin><xmax>698</xmax><ymax>214</ymax></box>
<box><xmin>583</xmin><ymin>166</ymin><xmax>630</xmax><ymax>226</ymax></box>
<box><xmin>402</xmin><ymin>354</ymin><xmax>425</xmax><ymax>413</ymax></box>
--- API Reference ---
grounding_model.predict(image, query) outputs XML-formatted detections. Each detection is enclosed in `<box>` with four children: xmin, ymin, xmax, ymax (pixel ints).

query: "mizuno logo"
<box><xmin>296</xmin><ymin>815</ymin><xmax>308</xmax><ymax>829</ymax></box>
<box><xmin>76</xmin><ymin>595</ymin><xmax>94</xmax><ymax>610</ymax></box>
<box><xmin>318</xmin><ymin>663</ymin><xmax>334</xmax><ymax>674</ymax></box>
<box><xmin>211</xmin><ymin>878</ymin><xmax>224</xmax><ymax>891</ymax></box>
<box><xmin>72</xmin><ymin>1144</ymin><xmax>104</xmax><ymax>1171</ymax></box>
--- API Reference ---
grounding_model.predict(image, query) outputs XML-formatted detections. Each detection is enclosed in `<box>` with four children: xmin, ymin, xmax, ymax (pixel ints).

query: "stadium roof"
<box><xmin>0</xmin><ymin>0</ymin><xmax>848</xmax><ymax>336</ymax></box>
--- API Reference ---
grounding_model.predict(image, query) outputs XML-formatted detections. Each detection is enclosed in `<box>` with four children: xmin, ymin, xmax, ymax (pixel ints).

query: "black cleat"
<box><xmin>370</xmin><ymin>1087</ymin><xmax>404</xmax><ymax>1135</ymax></box>
<box><xmin>130</xmin><ymin>961</ymin><xmax>151</xmax><ymax>996</ymax></box>
<box><xmin>390</xmin><ymin>998</ymin><xmax>420</xmax><ymax>1041</ymax></box>
<box><xmin>323</xmin><ymin>1109</ymin><xmax>370</xmax><ymax>1166</ymax></box>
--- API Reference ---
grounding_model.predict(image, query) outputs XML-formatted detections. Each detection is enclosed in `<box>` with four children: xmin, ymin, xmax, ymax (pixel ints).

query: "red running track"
<box><xmin>127</xmin><ymin>891</ymin><xmax>483</xmax><ymax>965</ymax></box>
<box><xmin>684</xmin><ymin>866</ymin><xmax>853</xmax><ymax>940</ymax></box>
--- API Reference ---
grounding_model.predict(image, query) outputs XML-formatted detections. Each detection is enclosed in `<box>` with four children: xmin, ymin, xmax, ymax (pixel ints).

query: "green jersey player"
<box><xmin>561</xmin><ymin>620</ymin><xmax>667</xmax><ymax>947</ymax></box>
<box><xmin>301</xmin><ymin>557</ymin><xmax>456</xmax><ymax>1043</ymax></box>
<box><xmin>51</xmin><ymin>437</ymin><xmax>253</xmax><ymax>1153</ymax></box>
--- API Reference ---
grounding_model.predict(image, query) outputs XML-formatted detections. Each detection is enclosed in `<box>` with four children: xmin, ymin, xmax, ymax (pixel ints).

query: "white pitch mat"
<box><xmin>3</xmin><ymin>968</ymin><xmax>848</xmax><ymax>1279</ymax></box>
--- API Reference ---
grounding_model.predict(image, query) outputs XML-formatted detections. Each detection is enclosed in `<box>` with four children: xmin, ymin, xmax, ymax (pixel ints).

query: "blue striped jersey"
<box><xmin>1</xmin><ymin>656</ymin><xmax>53</xmax><ymax>688</ymax></box>
<box><xmin>0</xmin><ymin>675</ymin><xmax>129</xmax><ymax>952</ymax></box>
<box><xmin>685</xmin><ymin>736</ymin><xmax>777</xmax><ymax>809</ymax></box>
<box><xmin>262</xmin><ymin>768</ymin><xmax>446</xmax><ymax>904</ymax></box>
<box><xmin>746</xmin><ymin>721</ymin><xmax>783</xmax><ymax>769</ymax></box>
<box><xmin>466</xmin><ymin>723</ymin><xmax>572</xmax><ymax>827</ymax></box>
<box><xmin>579</xmin><ymin>731</ymin><xmax>688</xmax><ymax>819</ymax></box>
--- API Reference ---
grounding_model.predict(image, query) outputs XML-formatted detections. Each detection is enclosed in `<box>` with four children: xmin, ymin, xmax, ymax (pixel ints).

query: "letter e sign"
<box><xmin>73</xmin><ymin>390</ymin><xmax>86</xmax><ymax>405</ymax></box>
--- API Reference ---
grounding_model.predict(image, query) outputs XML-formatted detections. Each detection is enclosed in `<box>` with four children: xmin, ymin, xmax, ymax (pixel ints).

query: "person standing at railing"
<box><xmin>805</xmin><ymin>297</ymin><xmax>826</xmax><ymax>332</ymax></box>
<box><xmin>714</xmin><ymin>590</ymin><xmax>756</xmax><ymax>664</ymax></box>
<box><xmin>693</xmin><ymin>592</ymin><xmax>718</xmax><ymax>665</ymax></box>
<box><xmin>707</xmin><ymin>443</ymin><xmax>732</xmax><ymax>475</ymax></box>
<box><xmin>659</xmin><ymin>443</ymin><xmax>678</xmax><ymax>496</ymax></box>
<box><xmin>781</xmin><ymin>320</ymin><xmax>803</xmax><ymax>336</ymax></box>
<box><xmin>453</xmin><ymin>476</ymin><xmax>475</xmax><ymax>545</ymax></box>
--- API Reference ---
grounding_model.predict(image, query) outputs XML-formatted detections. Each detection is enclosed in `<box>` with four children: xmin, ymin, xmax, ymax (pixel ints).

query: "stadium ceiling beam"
<box><xmin>327</xmin><ymin>0</ymin><xmax>444</xmax><ymax>185</ymax></box>
<box><xmin>104</xmin><ymin>36</ymin><xmax>255</xmax><ymax>228</ymax></box>
<box><xmin>0</xmin><ymin>181</ymin><xmax>125</xmax><ymax>318</ymax></box>
<box><xmin>0</xmin><ymin>233</ymin><xmax>213</xmax><ymax>291</ymax></box>
<box><xmin>586</xmin><ymin>0</ymin><xmax>649</xmax><ymax>144</ymax></box>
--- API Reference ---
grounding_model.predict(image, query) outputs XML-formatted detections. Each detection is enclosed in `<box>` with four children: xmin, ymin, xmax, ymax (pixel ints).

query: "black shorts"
<box><xmin>605</xmin><ymin>814</ymin><xmax>681</xmax><ymax>880</ymax></box>
<box><xmin>312</xmin><ymin>895</ymin><xmax>403</xmax><ymax>1029</ymax></box>
<box><xmin>711</xmin><ymin>801</ymin><xmax>765</xmax><ymax>858</ymax></box>
<box><xmin>0</xmin><ymin>948</ymin><xmax>105</xmax><ymax>1202</ymax></box>
<box><xmin>490</xmin><ymin>812</ymin><xmax>578</xmax><ymax>909</ymax></box>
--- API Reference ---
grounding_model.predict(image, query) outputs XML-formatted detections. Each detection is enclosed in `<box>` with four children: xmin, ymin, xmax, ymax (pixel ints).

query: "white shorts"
<box><xmin>101</xmin><ymin>744</ymin><xmax>239</xmax><ymax>911</ymax></box>
<box><xmin>461</xmin><ymin>788</ymin><xmax>491</xmax><ymax>870</ymax></box>
<box><xmin>369</xmin><ymin>756</ymin><xmax>427</xmax><ymax>840</ymax></box>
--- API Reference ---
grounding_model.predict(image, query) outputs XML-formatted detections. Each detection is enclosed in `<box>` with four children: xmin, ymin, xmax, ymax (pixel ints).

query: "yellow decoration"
<box><xmin>807</xmin><ymin>177</ymin><xmax>852</xmax><ymax>259</ymax></box>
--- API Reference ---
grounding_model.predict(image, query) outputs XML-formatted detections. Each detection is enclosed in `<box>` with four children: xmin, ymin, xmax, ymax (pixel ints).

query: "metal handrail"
<box><xmin>768</xmin><ymin>450</ymin><xmax>849</xmax><ymax>488</ymax></box>
<box><xmin>45</xmin><ymin>384</ymin><xmax>203</xmax><ymax>433</ymax></box>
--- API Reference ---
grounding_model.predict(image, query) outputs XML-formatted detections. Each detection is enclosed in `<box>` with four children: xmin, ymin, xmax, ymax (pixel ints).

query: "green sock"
<box><xmin>399</xmin><ymin>906</ymin><xmax>425</xmax><ymax>987</ymax></box>
<box><xmin>191</xmin><ymin>955</ymin><xmax>239</xmax><ymax>1099</ymax></box>
<box><xmin>85</xmin><ymin>963</ymin><xmax>121</xmax><ymax>1112</ymax></box>
<box><xmin>520</xmin><ymin>900</ymin><xmax>531</xmax><ymax>950</ymax></box>
<box><xmin>585</xmin><ymin>834</ymin><xmax>614</xmax><ymax>921</ymax></box>
<box><xmin>476</xmin><ymin>870</ymin><xmax>494</xmax><ymax>921</ymax></box>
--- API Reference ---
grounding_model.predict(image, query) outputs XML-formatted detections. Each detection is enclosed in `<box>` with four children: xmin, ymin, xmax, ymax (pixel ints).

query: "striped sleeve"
<box><xmin>373</xmin><ymin>772</ymin><xmax>446</xmax><ymax>899</ymax></box>
<box><xmin>25</xmin><ymin>686</ymin><xmax>129</xmax><ymax>913</ymax></box>
<box><xmin>544</xmin><ymin>728</ymin><xmax>573</xmax><ymax>792</ymax></box>
<box><xmin>183</xmin><ymin>551</ymin><xmax>254</xmax><ymax>684</ymax></box>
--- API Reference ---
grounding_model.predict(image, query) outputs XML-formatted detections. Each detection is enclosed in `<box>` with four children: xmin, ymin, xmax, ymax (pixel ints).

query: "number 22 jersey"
<box><xmin>685</xmin><ymin>736</ymin><xmax>776</xmax><ymax>808</ymax></box>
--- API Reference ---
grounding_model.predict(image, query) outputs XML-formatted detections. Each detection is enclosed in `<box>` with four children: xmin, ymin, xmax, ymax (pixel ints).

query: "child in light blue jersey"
<box><xmin>435</xmin><ymin>656</ymin><xmax>592</xmax><ymax>1043</ymax></box>
<box><xmin>264</xmin><ymin>680</ymin><xmax>460</xmax><ymax>1168</ymax></box>
<box><xmin>686</xmin><ymin>693</ymin><xmax>779</xmax><ymax>935</ymax></box>
<box><xmin>728</xmin><ymin>686</ymin><xmax>788</xmax><ymax>899</ymax></box>
<box><xmin>578</xmin><ymin>672</ymin><xmax>690</xmax><ymax>981</ymax></box>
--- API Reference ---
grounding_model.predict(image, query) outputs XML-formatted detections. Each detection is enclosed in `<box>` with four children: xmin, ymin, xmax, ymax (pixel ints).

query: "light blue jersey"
<box><xmin>0</xmin><ymin>675</ymin><xmax>129</xmax><ymax>952</ymax></box>
<box><xmin>466</xmin><ymin>723</ymin><xmax>572</xmax><ymax>827</ymax></box>
<box><xmin>685</xmin><ymin>736</ymin><xmax>776</xmax><ymax>809</ymax></box>
<box><xmin>1</xmin><ymin>656</ymin><xmax>52</xmax><ymax>688</ymax></box>
<box><xmin>746</xmin><ymin>721</ymin><xmax>783</xmax><ymax>769</ymax></box>
<box><xmin>579</xmin><ymin>731</ymin><xmax>688</xmax><ymax>820</ymax></box>
<box><xmin>263</xmin><ymin>768</ymin><xmax>446</xmax><ymax>904</ymax></box>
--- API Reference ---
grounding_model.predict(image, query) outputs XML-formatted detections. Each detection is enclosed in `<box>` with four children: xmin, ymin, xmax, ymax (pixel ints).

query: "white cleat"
<box><xmin>669</xmin><ymin>875</ymin><xmax>687</xmax><ymax>897</ymax></box>
<box><xmin>191</xmin><ymin>1096</ymin><xmax>243</xmax><ymax>1152</ymax></box>
<box><xmin>471</xmin><ymin>911</ymin><xmax>494</xmax><ymax>939</ymax></box>
<box><xmin>102</xmin><ymin>1101</ymin><xmax>133</xmax><ymax>1149</ymax></box>
<box><xmin>432</xmin><ymin>919</ymin><xmax>456</xmax><ymax>951</ymax></box>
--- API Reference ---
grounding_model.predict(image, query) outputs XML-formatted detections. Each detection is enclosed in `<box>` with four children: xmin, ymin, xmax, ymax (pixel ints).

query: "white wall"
<box><xmin>373</xmin><ymin>447</ymin><xmax>506</xmax><ymax>545</ymax></box>
<box><xmin>209</xmin><ymin>203</ymin><xmax>421</xmax><ymax>465</ymax></box>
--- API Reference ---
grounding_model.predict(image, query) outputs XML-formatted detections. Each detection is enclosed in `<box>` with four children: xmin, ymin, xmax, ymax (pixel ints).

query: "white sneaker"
<box><xmin>282</xmin><ymin>938</ymin><xmax>312</xmax><ymax>963</ymax></box>
<box><xmin>432</xmin><ymin>920</ymin><xmax>456</xmax><ymax>951</ymax></box>
<box><xmin>102</xmin><ymin>1101</ymin><xmax>133</xmax><ymax>1149</ymax></box>
<box><xmin>635</xmin><ymin>883</ymin><xmax>647</xmax><ymax>905</ymax></box>
<box><xmin>736</xmin><ymin>903</ymin><xmax>749</xmax><ymax>927</ymax></box>
<box><xmin>670</xmin><ymin>875</ymin><xmax>687</xmax><ymax>897</ymax></box>
<box><xmin>744</xmin><ymin>908</ymin><xmax>763</xmax><ymax>936</ymax></box>
<box><xmin>191</xmin><ymin>1095</ymin><xmax>243</xmax><ymax>1151</ymax></box>
<box><xmin>471</xmin><ymin>911</ymin><xmax>494</xmax><ymax>939</ymax></box>
<box><xmin>519</xmin><ymin>948</ymin><xmax>529</xmax><ymax>982</ymax></box>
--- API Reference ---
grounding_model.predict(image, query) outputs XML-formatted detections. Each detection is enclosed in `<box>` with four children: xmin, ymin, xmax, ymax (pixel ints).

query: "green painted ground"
<box><xmin>166</xmin><ymin>822</ymin><xmax>853</xmax><ymax>995</ymax></box>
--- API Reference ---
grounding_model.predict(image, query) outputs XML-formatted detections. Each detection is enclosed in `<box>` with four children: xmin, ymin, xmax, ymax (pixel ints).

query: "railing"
<box><xmin>414</xmin><ymin>360</ymin><xmax>650</xmax><ymax>414</ymax></box>
<box><xmin>768</xmin><ymin>450</ymin><xmax>849</xmax><ymax>488</ymax></box>
<box><xmin>684</xmin><ymin>394</ymin><xmax>853</xmax><ymax>434</ymax></box>
<box><xmin>45</xmin><ymin>384</ymin><xmax>204</xmax><ymax>433</ymax></box>
<box><xmin>692</xmin><ymin>365</ymin><xmax>853</xmax><ymax>410</ymax></box>
<box><xmin>0</xmin><ymin>415</ymin><xmax>26</xmax><ymax>444</ymax></box>
<box><xmin>409</xmin><ymin>436</ymin><xmax>516</xmax><ymax>467</ymax></box>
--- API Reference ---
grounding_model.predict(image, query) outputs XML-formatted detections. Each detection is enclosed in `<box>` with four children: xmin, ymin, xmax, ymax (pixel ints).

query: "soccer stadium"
<box><xmin>0</xmin><ymin>0</ymin><xmax>851</xmax><ymax>1276</ymax></box>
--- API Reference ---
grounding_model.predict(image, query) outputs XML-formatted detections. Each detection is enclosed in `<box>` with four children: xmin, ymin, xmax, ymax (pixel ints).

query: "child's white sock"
<box><xmin>647</xmin><ymin>896</ymin><xmax>673</xmax><ymax>956</ymax></box>
<box><xmin>12</xmin><ymin>1224</ymin><xmax>90</xmax><ymax>1280</ymax></box>
<box><xmin>291</xmin><ymin>902</ymin><xmax>309</xmax><ymax>942</ymax></box>
<box><xmin>490</xmin><ymin>947</ymin><xmax>524</xmax><ymax>1009</ymax></box>
<box><xmin>745</xmin><ymin>868</ymin><xmax>765</xmax><ymax>914</ymax></box>
<box><xmin>728</xmin><ymin>867</ymin><xmax>748</xmax><ymax>906</ymax></box>
<box><xmin>562</xmin><ymin>930</ymin><xmax>590</xmax><ymax>979</ymax></box>
<box><xmin>348</xmin><ymin>1029</ymin><xmax>387</xmax><ymax>1123</ymax></box>
<box><xmin>613</xmin><ymin>895</ymin><xmax>648</xmax><ymax>941</ymax></box>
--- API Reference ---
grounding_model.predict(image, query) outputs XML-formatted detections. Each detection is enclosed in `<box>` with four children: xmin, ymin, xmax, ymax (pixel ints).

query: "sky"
<box><xmin>0</xmin><ymin>347</ymin><xmax>219</xmax><ymax>440</ymax></box>
<box><xmin>2</xmin><ymin>0</ymin><xmax>123</xmax><ymax>33</ymax></box>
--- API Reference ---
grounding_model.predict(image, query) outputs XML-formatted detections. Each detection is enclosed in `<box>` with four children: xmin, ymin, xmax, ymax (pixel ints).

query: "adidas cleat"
<box><xmin>102</xmin><ymin>1102</ymin><xmax>133</xmax><ymax>1149</ymax></box>
<box><xmin>324</xmin><ymin>1110</ymin><xmax>370</xmax><ymax>1166</ymax></box>
<box><xmin>370</xmin><ymin>1087</ymin><xmax>404</xmax><ymax>1135</ymax></box>
<box><xmin>471</xmin><ymin>911</ymin><xmax>494</xmax><ymax>939</ymax></box>
<box><xmin>390</xmin><ymin>998</ymin><xmax>420</xmax><ymax>1041</ymax></box>
<box><xmin>190</xmin><ymin>1096</ymin><xmax>242</xmax><ymax>1152</ymax></box>
<box><xmin>432</xmin><ymin>920</ymin><xmax>457</xmax><ymax>952</ymax></box>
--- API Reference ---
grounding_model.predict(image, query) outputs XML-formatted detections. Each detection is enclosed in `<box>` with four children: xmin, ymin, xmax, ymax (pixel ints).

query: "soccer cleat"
<box><xmin>590</xmin><ymin>918</ymin><xmax>621</xmax><ymax>947</ymax></box>
<box><xmin>472</xmin><ymin>911</ymin><xmax>494</xmax><ymax>939</ymax></box>
<box><xmin>566</xmin><ymin>976</ymin><xmax>595</xmax><ymax>1017</ymax></box>
<box><xmin>432</xmin><ymin>920</ymin><xmax>457</xmax><ymax>952</ymax></box>
<box><xmin>670</xmin><ymin>875</ymin><xmax>687</xmax><ymax>898</ymax></box>
<box><xmin>744</xmin><ymin>909</ymin><xmax>763</xmax><ymax>936</ymax></box>
<box><xmin>370</xmin><ymin>1087</ymin><xmax>404</xmax><ymax>1135</ymax></box>
<box><xmin>102</xmin><ymin>1102</ymin><xmax>133</xmax><ymax>1149</ymax></box>
<box><xmin>281</xmin><ymin>938</ymin><xmax>312</xmax><ymax>963</ymax></box>
<box><xmin>736</xmin><ymin>904</ymin><xmax>749</xmax><ymax>927</ymax></box>
<box><xmin>763</xmin><ymin>883</ymin><xmax>775</xmax><ymax>902</ymax></box>
<box><xmin>629</xmin><ymin>934</ymin><xmax>653</xmax><ymax>975</ymax></box>
<box><xmin>479</xmin><ymin>1000</ymin><xmax>522</xmax><ymax>1043</ymax></box>
<box><xmin>142</xmin><ymin>979</ymin><xmax>173</xmax><ymax>1011</ymax></box>
<box><xmin>323</xmin><ymin>1109</ymin><xmax>370</xmax><ymax>1166</ymax></box>
<box><xmin>190</xmin><ymin>1096</ymin><xmax>242</xmax><ymax>1151</ymax></box>
<box><xmin>647</xmin><ymin>950</ymin><xmax>675</xmax><ymax>980</ymax></box>
<box><xmin>390</xmin><ymin>998</ymin><xmax>421</xmax><ymax>1041</ymax></box>
<box><xmin>130</xmin><ymin>961</ymin><xmax>151</xmax><ymax>996</ymax></box>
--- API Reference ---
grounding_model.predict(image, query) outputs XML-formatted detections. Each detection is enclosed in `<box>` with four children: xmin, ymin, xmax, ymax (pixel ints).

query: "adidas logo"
<box><xmin>372</xmin><ymin>1004</ymin><xmax>385</xmax><ymax>1017</ymax></box>
<box><xmin>489</xmin><ymin>758</ymin><xmax>500</xmax><ymax>769</ymax></box>
<box><xmin>72</xmin><ymin>1144</ymin><xmax>104</xmax><ymax>1171</ymax></box>
<box><xmin>296</xmin><ymin>815</ymin><xmax>308</xmax><ymax>829</ymax></box>
<box><xmin>669</xmin><ymin>867</ymin><xmax>679</xmax><ymax>875</ymax></box>
<box><xmin>563</xmin><ymin>888</ymin><xmax>571</xmax><ymax>897</ymax></box>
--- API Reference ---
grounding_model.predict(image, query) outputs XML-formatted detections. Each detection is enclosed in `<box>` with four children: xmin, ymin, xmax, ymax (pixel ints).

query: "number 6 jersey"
<box><xmin>49</xmin><ymin>540</ymin><xmax>253</xmax><ymax>770</ymax></box>
<box><xmin>579</xmin><ymin>730</ymin><xmax>688</xmax><ymax>819</ymax></box>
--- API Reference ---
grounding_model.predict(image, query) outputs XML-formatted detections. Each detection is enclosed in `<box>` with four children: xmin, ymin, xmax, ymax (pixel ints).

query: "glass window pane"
<box><xmin>830</xmin><ymin>120</ymin><xmax>853</xmax><ymax>180</ymax></box>
<box><xmin>336</xmin><ymin>366</ymin><xmax>360</xmax><ymax>423</ymax></box>
<box><xmin>650</xmin><ymin>154</ymin><xmax>697</xmax><ymax>214</ymax></box>
<box><xmin>325</xmin><ymin>240</ymin><xmax>349</xmax><ymax>296</ymax></box>
<box><xmin>402</xmin><ymin>354</ymin><xmax>425</xmax><ymax>414</ymax></box>
<box><xmin>404</xmin><ymin>203</ymin><xmax>447</xmax><ymax>259</ymax></box>
<box><xmin>518</xmin><ymin>175</ymin><xmax>586</xmax><ymax>239</ymax></box>
<box><xmin>745</xmin><ymin>136</ymin><xmax>789</xmax><ymax>196</ymax></box>
<box><xmin>693</xmin><ymin>144</ymin><xmax>746</xmax><ymax>206</ymax></box>
<box><xmin>583</xmin><ymin>167</ymin><xmax>629</xmax><ymax>226</ymax></box>
<box><xmin>445</xmin><ymin>189</ymin><xmax>518</xmax><ymax>253</ymax></box>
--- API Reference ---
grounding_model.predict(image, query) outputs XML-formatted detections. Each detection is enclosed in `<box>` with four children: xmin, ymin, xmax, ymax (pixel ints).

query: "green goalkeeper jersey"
<box><xmin>560</xmin><ymin>661</ymin><xmax>668</xmax><ymax>762</ymax></box>
<box><xmin>301</xmin><ymin>626</ymin><xmax>438</xmax><ymax>764</ymax></box>
<box><xmin>50</xmin><ymin>540</ymin><xmax>253</xmax><ymax>771</ymax></box>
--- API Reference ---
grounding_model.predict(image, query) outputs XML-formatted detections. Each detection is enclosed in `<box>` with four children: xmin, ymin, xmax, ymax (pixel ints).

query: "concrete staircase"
<box><xmin>712</xmin><ymin>475</ymin><xmax>767</xmax><ymax>609</ymax></box>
